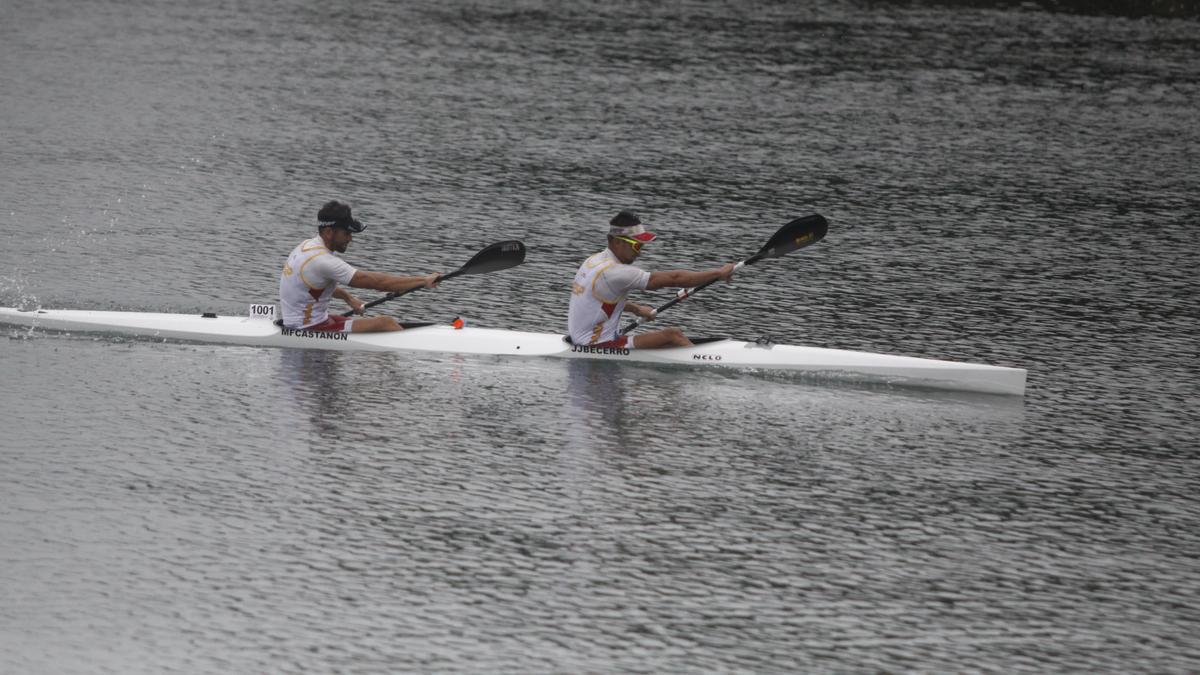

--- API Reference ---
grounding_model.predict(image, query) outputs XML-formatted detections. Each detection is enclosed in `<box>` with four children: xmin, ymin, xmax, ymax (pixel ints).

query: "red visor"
<box><xmin>609</xmin><ymin>223</ymin><xmax>657</xmax><ymax>242</ymax></box>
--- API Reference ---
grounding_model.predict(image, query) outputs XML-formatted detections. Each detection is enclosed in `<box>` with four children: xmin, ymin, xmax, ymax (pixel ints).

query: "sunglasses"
<box><xmin>321</xmin><ymin>219</ymin><xmax>366</xmax><ymax>234</ymax></box>
<box><xmin>615</xmin><ymin>236</ymin><xmax>644</xmax><ymax>252</ymax></box>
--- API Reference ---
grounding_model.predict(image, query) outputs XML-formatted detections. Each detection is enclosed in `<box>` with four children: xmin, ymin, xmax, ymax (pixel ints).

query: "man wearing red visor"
<box><xmin>568</xmin><ymin>210</ymin><xmax>735</xmax><ymax>349</ymax></box>
<box><xmin>280</xmin><ymin>200</ymin><xmax>441</xmax><ymax>333</ymax></box>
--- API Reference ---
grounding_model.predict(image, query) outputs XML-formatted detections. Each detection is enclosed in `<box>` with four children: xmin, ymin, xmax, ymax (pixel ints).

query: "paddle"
<box><xmin>619</xmin><ymin>214</ymin><xmax>828</xmax><ymax>335</ymax></box>
<box><xmin>343</xmin><ymin>240</ymin><xmax>526</xmax><ymax>317</ymax></box>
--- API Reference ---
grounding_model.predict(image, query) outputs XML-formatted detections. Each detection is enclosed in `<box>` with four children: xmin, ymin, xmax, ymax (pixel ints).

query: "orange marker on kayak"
<box><xmin>451</xmin><ymin>316</ymin><xmax>465</xmax><ymax>329</ymax></box>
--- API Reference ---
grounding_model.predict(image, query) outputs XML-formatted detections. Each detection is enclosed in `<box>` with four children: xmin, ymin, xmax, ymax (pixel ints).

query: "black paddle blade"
<box><xmin>455</xmin><ymin>240</ymin><xmax>526</xmax><ymax>276</ymax></box>
<box><xmin>751</xmin><ymin>214</ymin><xmax>828</xmax><ymax>263</ymax></box>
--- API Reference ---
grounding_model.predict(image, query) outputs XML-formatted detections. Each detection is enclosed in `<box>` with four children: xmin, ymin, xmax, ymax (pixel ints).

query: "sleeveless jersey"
<box><xmin>279</xmin><ymin>236</ymin><xmax>358</xmax><ymax>329</ymax></box>
<box><xmin>567</xmin><ymin>248</ymin><xmax>651</xmax><ymax>345</ymax></box>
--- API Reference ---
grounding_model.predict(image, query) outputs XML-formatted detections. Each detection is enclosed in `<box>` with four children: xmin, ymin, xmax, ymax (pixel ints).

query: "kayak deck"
<box><xmin>0</xmin><ymin>307</ymin><xmax>1027</xmax><ymax>396</ymax></box>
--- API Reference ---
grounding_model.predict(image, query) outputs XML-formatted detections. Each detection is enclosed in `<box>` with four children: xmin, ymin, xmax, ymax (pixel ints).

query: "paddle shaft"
<box><xmin>341</xmin><ymin>240</ymin><xmax>525</xmax><ymax>317</ymax></box>
<box><xmin>620</xmin><ymin>259</ymin><xmax>751</xmax><ymax>335</ymax></box>
<box><xmin>619</xmin><ymin>215</ymin><xmax>827</xmax><ymax>335</ymax></box>
<box><xmin>347</xmin><ymin>269</ymin><xmax>462</xmax><ymax>316</ymax></box>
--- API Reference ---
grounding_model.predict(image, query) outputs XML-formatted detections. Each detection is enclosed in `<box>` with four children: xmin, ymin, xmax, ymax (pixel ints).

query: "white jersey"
<box><xmin>568</xmin><ymin>248</ymin><xmax>651</xmax><ymax>345</ymax></box>
<box><xmin>279</xmin><ymin>236</ymin><xmax>358</xmax><ymax>329</ymax></box>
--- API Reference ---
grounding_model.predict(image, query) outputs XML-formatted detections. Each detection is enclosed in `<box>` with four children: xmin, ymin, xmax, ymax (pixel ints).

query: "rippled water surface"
<box><xmin>1</xmin><ymin>0</ymin><xmax>1197</xmax><ymax>672</ymax></box>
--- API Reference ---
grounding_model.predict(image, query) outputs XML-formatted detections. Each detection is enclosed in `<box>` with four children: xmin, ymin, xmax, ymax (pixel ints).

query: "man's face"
<box><xmin>326</xmin><ymin>227</ymin><xmax>353</xmax><ymax>253</ymax></box>
<box><xmin>611</xmin><ymin>236</ymin><xmax>644</xmax><ymax>264</ymax></box>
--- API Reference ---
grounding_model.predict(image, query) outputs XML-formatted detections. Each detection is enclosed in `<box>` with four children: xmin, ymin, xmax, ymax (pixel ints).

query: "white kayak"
<box><xmin>0</xmin><ymin>305</ymin><xmax>1027</xmax><ymax>396</ymax></box>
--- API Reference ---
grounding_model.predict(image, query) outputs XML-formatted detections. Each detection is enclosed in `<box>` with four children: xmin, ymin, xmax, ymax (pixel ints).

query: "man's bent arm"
<box><xmin>623</xmin><ymin>302</ymin><xmax>655</xmax><ymax>319</ymax></box>
<box><xmin>333</xmin><ymin>287</ymin><xmax>364</xmax><ymax>314</ymax></box>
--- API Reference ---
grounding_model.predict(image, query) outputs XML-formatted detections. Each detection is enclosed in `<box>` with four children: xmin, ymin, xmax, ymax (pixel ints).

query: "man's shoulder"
<box><xmin>298</xmin><ymin>236</ymin><xmax>327</xmax><ymax>253</ymax></box>
<box><xmin>311</xmin><ymin>249</ymin><xmax>356</xmax><ymax>281</ymax></box>
<box><xmin>577</xmin><ymin>249</ymin><xmax>613</xmax><ymax>271</ymax></box>
<box><xmin>597</xmin><ymin>258</ymin><xmax>647</xmax><ymax>289</ymax></box>
<box><xmin>590</xmin><ymin>249</ymin><xmax>641</xmax><ymax>269</ymax></box>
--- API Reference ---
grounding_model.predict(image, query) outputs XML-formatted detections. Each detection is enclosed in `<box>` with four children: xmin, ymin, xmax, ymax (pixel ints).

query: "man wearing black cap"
<box><xmin>568</xmin><ymin>210</ymin><xmax>735</xmax><ymax>349</ymax></box>
<box><xmin>279</xmin><ymin>200</ymin><xmax>440</xmax><ymax>332</ymax></box>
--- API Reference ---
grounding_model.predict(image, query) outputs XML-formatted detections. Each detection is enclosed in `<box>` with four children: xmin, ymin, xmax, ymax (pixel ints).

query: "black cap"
<box><xmin>317</xmin><ymin>200</ymin><xmax>365</xmax><ymax>233</ymax></box>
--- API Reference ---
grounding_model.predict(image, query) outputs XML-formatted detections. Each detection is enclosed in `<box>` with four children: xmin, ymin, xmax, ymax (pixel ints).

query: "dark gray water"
<box><xmin>2</xmin><ymin>0</ymin><xmax>1198</xmax><ymax>672</ymax></box>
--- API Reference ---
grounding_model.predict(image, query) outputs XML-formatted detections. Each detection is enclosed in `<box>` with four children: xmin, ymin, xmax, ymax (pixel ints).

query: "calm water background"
<box><xmin>2</xmin><ymin>0</ymin><xmax>1197</xmax><ymax>672</ymax></box>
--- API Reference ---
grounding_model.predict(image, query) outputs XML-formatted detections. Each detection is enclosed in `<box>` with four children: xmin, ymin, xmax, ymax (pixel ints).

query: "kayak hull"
<box><xmin>0</xmin><ymin>307</ymin><xmax>1027</xmax><ymax>396</ymax></box>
